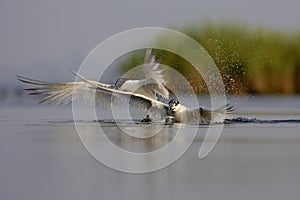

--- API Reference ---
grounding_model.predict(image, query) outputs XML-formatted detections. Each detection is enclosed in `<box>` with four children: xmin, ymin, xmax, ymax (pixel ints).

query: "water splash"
<box><xmin>225</xmin><ymin>117</ymin><xmax>300</xmax><ymax>124</ymax></box>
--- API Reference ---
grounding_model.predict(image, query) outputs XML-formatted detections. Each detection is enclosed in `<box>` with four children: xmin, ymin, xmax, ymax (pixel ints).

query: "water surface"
<box><xmin>1</xmin><ymin>96</ymin><xmax>300</xmax><ymax>200</ymax></box>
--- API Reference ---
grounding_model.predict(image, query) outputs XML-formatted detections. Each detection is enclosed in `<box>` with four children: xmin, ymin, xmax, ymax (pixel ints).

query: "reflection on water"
<box><xmin>74</xmin><ymin>120</ymin><xmax>205</xmax><ymax>173</ymax></box>
<box><xmin>74</xmin><ymin>120</ymin><xmax>206</xmax><ymax>153</ymax></box>
<box><xmin>1</xmin><ymin>96</ymin><xmax>300</xmax><ymax>200</ymax></box>
<box><xmin>101</xmin><ymin>123</ymin><xmax>178</xmax><ymax>153</ymax></box>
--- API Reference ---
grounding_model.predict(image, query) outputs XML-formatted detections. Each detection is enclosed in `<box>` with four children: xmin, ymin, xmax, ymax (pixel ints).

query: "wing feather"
<box><xmin>17</xmin><ymin>74</ymin><xmax>168</xmax><ymax>112</ymax></box>
<box><xmin>142</xmin><ymin>49</ymin><xmax>169</xmax><ymax>99</ymax></box>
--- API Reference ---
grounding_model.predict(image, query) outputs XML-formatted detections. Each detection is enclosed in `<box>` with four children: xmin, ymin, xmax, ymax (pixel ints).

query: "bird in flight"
<box><xmin>17</xmin><ymin>48</ymin><xmax>234</xmax><ymax>123</ymax></box>
<box><xmin>17</xmin><ymin>69</ymin><xmax>234</xmax><ymax>123</ymax></box>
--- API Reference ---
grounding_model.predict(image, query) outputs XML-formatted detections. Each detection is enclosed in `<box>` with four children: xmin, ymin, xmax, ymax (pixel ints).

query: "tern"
<box><xmin>17</xmin><ymin>71</ymin><xmax>234</xmax><ymax>123</ymax></box>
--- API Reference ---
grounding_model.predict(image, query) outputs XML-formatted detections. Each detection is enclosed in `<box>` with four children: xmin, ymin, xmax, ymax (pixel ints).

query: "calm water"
<box><xmin>1</xmin><ymin>96</ymin><xmax>300</xmax><ymax>200</ymax></box>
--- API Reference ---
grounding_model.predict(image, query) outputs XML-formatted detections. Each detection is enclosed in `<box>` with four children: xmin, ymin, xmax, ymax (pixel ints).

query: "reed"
<box><xmin>122</xmin><ymin>23</ymin><xmax>300</xmax><ymax>94</ymax></box>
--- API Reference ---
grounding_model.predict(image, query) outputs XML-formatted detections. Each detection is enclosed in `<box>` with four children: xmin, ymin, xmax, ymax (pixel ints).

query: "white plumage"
<box><xmin>17</xmin><ymin>68</ymin><xmax>170</xmax><ymax>118</ymax></box>
<box><xmin>114</xmin><ymin>49</ymin><xmax>169</xmax><ymax>99</ymax></box>
<box><xmin>168</xmin><ymin>99</ymin><xmax>235</xmax><ymax>123</ymax></box>
<box><xmin>17</xmin><ymin>72</ymin><xmax>234</xmax><ymax>123</ymax></box>
<box><xmin>17</xmin><ymin>49</ymin><xmax>234</xmax><ymax>123</ymax></box>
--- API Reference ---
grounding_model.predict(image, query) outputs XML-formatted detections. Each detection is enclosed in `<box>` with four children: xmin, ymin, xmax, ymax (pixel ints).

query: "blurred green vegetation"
<box><xmin>122</xmin><ymin>23</ymin><xmax>300</xmax><ymax>94</ymax></box>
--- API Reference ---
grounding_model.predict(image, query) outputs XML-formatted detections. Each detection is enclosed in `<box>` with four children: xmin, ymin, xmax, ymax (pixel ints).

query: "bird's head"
<box><xmin>168</xmin><ymin>99</ymin><xmax>180</xmax><ymax>112</ymax></box>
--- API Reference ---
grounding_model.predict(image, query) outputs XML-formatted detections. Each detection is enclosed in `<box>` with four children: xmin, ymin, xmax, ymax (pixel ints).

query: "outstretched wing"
<box><xmin>17</xmin><ymin>75</ymin><xmax>113</xmax><ymax>107</ymax></box>
<box><xmin>17</xmin><ymin>74</ymin><xmax>168</xmax><ymax>111</ymax></box>
<box><xmin>142</xmin><ymin>49</ymin><xmax>169</xmax><ymax>99</ymax></box>
<box><xmin>185</xmin><ymin>104</ymin><xmax>235</xmax><ymax>123</ymax></box>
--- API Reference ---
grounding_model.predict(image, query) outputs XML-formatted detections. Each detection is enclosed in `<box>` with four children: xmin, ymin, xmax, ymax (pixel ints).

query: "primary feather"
<box><xmin>17</xmin><ymin>73</ymin><xmax>169</xmax><ymax>120</ymax></box>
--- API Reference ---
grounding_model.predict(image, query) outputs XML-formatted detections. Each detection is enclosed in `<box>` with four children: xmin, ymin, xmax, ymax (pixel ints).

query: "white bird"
<box><xmin>17</xmin><ymin>72</ymin><xmax>234</xmax><ymax>123</ymax></box>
